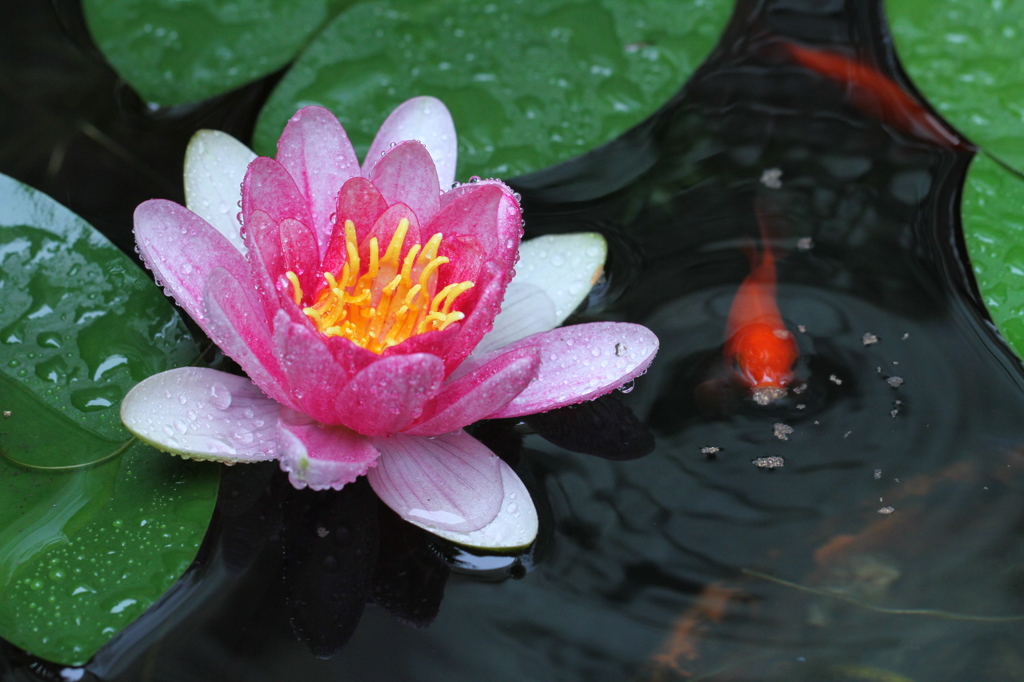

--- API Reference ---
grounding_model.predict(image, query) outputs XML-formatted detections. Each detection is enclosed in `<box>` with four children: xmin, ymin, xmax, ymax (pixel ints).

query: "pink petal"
<box><xmin>272</xmin><ymin>320</ymin><xmax>353</xmax><ymax>425</ymax></box>
<box><xmin>364</xmin><ymin>96</ymin><xmax>458</xmax><ymax>189</ymax></box>
<box><xmin>484</xmin><ymin>322</ymin><xmax>659</xmax><ymax>418</ymax></box>
<box><xmin>319</xmin><ymin>177</ymin><xmax>389</xmax><ymax>274</ymax></box>
<box><xmin>134</xmin><ymin>200</ymin><xmax>252</xmax><ymax>327</ymax></box>
<box><xmin>418</xmin><ymin>458</ymin><xmax>538</xmax><ymax>549</ymax></box>
<box><xmin>338</xmin><ymin>176</ymin><xmax>389</xmax><ymax>239</ymax></box>
<box><xmin>241</xmin><ymin>157</ymin><xmax>317</xmax><ymax>256</ymax></box>
<box><xmin>121</xmin><ymin>367</ymin><xmax>281</xmax><ymax>463</ymax></box>
<box><xmin>439</xmin><ymin>178</ymin><xmax>512</xmax><ymax>210</ymax></box>
<box><xmin>322</xmin><ymin>200</ymin><xmax>420</xmax><ymax>278</ymax></box>
<box><xmin>368</xmin><ymin>141</ymin><xmax>440</xmax><ymax>224</ymax></box>
<box><xmin>203</xmin><ymin>268</ymin><xmax>292</xmax><ymax>408</ymax></box>
<box><xmin>241</xmin><ymin>210</ymin><xmax>283</xmax><ymax>313</ymax></box>
<box><xmin>277</xmin><ymin>413</ymin><xmax>380</xmax><ymax>491</ymax></box>
<box><xmin>242</xmin><ymin>211</ymin><xmax>311</xmax><ymax>328</ymax></box>
<box><xmin>381</xmin><ymin>320</ymin><xmax>462</xmax><ymax>361</ymax></box>
<box><xmin>366</xmin><ymin>430</ymin><xmax>503</xmax><ymax>533</ymax></box>
<box><xmin>334</xmin><ymin>353</ymin><xmax>444</xmax><ymax>436</ymax></box>
<box><xmin>364</xmin><ymin>201</ymin><xmax>422</xmax><ymax>255</ymax></box>
<box><xmin>404</xmin><ymin>347</ymin><xmax>540</xmax><ymax>435</ymax></box>
<box><xmin>439</xmin><ymin>262</ymin><xmax>508</xmax><ymax>374</ymax></box>
<box><xmin>432</xmin><ymin>233</ymin><xmax>484</xmax><ymax>292</ymax></box>
<box><xmin>248</xmin><ymin>213</ymin><xmax>320</xmax><ymax>298</ymax></box>
<box><xmin>276</xmin><ymin>106</ymin><xmax>360</xmax><ymax>254</ymax></box>
<box><xmin>428</xmin><ymin>183</ymin><xmax>521</xmax><ymax>271</ymax></box>
<box><xmin>324</xmin><ymin>333</ymin><xmax>381</xmax><ymax>378</ymax></box>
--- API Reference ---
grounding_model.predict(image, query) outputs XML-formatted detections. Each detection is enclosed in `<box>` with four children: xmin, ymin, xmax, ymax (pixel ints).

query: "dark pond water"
<box><xmin>5</xmin><ymin>0</ymin><xmax>1024</xmax><ymax>680</ymax></box>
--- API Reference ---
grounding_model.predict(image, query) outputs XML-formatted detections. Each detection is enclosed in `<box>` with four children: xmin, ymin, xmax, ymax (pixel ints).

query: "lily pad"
<box><xmin>887</xmin><ymin>0</ymin><xmax>1024</xmax><ymax>172</ymax></box>
<box><xmin>0</xmin><ymin>173</ymin><xmax>219</xmax><ymax>665</ymax></box>
<box><xmin>962</xmin><ymin>154</ymin><xmax>1024</xmax><ymax>358</ymax></box>
<box><xmin>0</xmin><ymin>175</ymin><xmax>196</xmax><ymax>468</ymax></box>
<box><xmin>254</xmin><ymin>0</ymin><xmax>733</xmax><ymax>178</ymax></box>
<box><xmin>82</xmin><ymin>0</ymin><xmax>355</xmax><ymax>106</ymax></box>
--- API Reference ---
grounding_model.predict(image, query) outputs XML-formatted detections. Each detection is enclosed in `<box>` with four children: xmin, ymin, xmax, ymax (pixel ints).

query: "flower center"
<box><xmin>286</xmin><ymin>218</ymin><xmax>474</xmax><ymax>354</ymax></box>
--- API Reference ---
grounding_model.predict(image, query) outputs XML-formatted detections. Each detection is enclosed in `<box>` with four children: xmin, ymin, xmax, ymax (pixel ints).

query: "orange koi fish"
<box><xmin>648</xmin><ymin>582</ymin><xmax>754</xmax><ymax>678</ymax></box>
<box><xmin>782</xmin><ymin>42</ymin><xmax>966</xmax><ymax>150</ymax></box>
<box><xmin>723</xmin><ymin>210</ymin><xmax>798</xmax><ymax>406</ymax></box>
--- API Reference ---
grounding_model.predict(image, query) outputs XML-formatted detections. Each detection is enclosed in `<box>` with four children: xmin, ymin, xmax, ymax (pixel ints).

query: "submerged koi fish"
<box><xmin>781</xmin><ymin>42</ymin><xmax>965</xmax><ymax>150</ymax></box>
<box><xmin>723</xmin><ymin>211</ymin><xmax>798</xmax><ymax>406</ymax></box>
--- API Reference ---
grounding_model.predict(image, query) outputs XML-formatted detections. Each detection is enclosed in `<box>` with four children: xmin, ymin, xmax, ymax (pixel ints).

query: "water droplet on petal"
<box><xmin>209</xmin><ymin>383</ymin><xmax>232</xmax><ymax>410</ymax></box>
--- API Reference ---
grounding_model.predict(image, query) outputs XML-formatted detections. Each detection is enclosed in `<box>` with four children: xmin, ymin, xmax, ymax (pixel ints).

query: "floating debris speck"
<box><xmin>753</xmin><ymin>456</ymin><xmax>785</xmax><ymax>469</ymax></box>
<box><xmin>316</xmin><ymin>527</ymin><xmax>330</xmax><ymax>538</ymax></box>
<box><xmin>901</xmin><ymin>332</ymin><xmax>909</xmax><ymax>340</ymax></box>
<box><xmin>862</xmin><ymin>333</ymin><xmax>879</xmax><ymax>345</ymax></box>
<box><xmin>792</xmin><ymin>384</ymin><xmax>806</xmax><ymax>395</ymax></box>
<box><xmin>797</xmin><ymin>324</ymin><xmax>807</xmax><ymax>333</ymax></box>
<box><xmin>844</xmin><ymin>430</ymin><xmax>853</xmax><ymax>438</ymax></box>
<box><xmin>752</xmin><ymin>386</ymin><xmax>787</xmax><ymax>406</ymax></box>
<box><xmin>887</xmin><ymin>376</ymin><xmax>904</xmax><ymax>388</ymax></box>
<box><xmin>874</xmin><ymin>469</ymin><xmax>882</xmax><ymax>479</ymax></box>
<box><xmin>2</xmin><ymin>411</ymin><xmax>10</xmax><ymax>418</ymax></box>
<box><xmin>796</xmin><ymin>237</ymin><xmax>814</xmax><ymax>251</ymax></box>
<box><xmin>774</xmin><ymin>423</ymin><xmax>794</xmax><ymax>440</ymax></box>
<box><xmin>701</xmin><ymin>446</ymin><xmax>721</xmax><ymax>456</ymax></box>
<box><xmin>797</xmin><ymin>404</ymin><xmax>806</xmax><ymax>410</ymax></box>
<box><xmin>877</xmin><ymin>506</ymin><xmax>895</xmax><ymax>515</ymax></box>
<box><xmin>829</xmin><ymin>374</ymin><xmax>843</xmax><ymax>385</ymax></box>
<box><xmin>760</xmin><ymin>168</ymin><xmax>783</xmax><ymax>189</ymax></box>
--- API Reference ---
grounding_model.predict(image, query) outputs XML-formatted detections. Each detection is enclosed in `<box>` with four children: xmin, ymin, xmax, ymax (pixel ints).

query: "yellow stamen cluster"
<box><xmin>286</xmin><ymin>218</ymin><xmax>474</xmax><ymax>354</ymax></box>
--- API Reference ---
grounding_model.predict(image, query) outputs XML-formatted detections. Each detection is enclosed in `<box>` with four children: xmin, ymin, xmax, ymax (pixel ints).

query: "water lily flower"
<box><xmin>121</xmin><ymin>97</ymin><xmax>658</xmax><ymax>550</ymax></box>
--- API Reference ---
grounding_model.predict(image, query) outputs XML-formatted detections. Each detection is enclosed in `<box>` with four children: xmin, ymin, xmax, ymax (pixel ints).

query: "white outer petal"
<box><xmin>184</xmin><ymin>130</ymin><xmax>256</xmax><ymax>254</ymax></box>
<box><xmin>121</xmin><ymin>367</ymin><xmax>280</xmax><ymax>463</ymax></box>
<box><xmin>472</xmin><ymin>282</ymin><xmax>558</xmax><ymax>357</ymax></box>
<box><xmin>515</xmin><ymin>233</ymin><xmax>607</xmax><ymax>321</ymax></box>
<box><xmin>415</xmin><ymin>458</ymin><xmax>538</xmax><ymax>550</ymax></box>
<box><xmin>473</xmin><ymin>232</ymin><xmax>607</xmax><ymax>355</ymax></box>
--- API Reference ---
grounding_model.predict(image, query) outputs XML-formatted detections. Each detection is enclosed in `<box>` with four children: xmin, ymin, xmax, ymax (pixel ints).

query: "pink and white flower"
<box><xmin>121</xmin><ymin>97</ymin><xmax>658</xmax><ymax>549</ymax></box>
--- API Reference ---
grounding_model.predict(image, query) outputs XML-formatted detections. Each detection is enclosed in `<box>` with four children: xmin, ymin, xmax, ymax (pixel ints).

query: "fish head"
<box><xmin>724</xmin><ymin>322</ymin><xmax>799</xmax><ymax>403</ymax></box>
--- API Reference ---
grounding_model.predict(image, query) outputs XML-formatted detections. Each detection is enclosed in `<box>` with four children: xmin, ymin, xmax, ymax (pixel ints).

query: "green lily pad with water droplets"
<box><xmin>962</xmin><ymin>154</ymin><xmax>1024</xmax><ymax>358</ymax></box>
<box><xmin>0</xmin><ymin>175</ymin><xmax>197</xmax><ymax>469</ymax></box>
<box><xmin>0</xmin><ymin>173</ymin><xmax>219</xmax><ymax>665</ymax></box>
<box><xmin>82</xmin><ymin>0</ymin><xmax>355</xmax><ymax>106</ymax></box>
<box><xmin>887</xmin><ymin>0</ymin><xmax>1024</xmax><ymax>173</ymax></box>
<box><xmin>253</xmin><ymin>0</ymin><xmax>733</xmax><ymax>179</ymax></box>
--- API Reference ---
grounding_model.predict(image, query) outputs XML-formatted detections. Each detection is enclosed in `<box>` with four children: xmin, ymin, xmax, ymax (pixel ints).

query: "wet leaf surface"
<box><xmin>82</xmin><ymin>0</ymin><xmax>355</xmax><ymax>105</ymax></box>
<box><xmin>0</xmin><ymin>173</ymin><xmax>219</xmax><ymax>665</ymax></box>
<box><xmin>254</xmin><ymin>0</ymin><xmax>733</xmax><ymax>178</ymax></box>
<box><xmin>886</xmin><ymin>0</ymin><xmax>1024</xmax><ymax>360</ymax></box>
<box><xmin>887</xmin><ymin>0</ymin><xmax>1024</xmax><ymax>172</ymax></box>
<box><xmin>0</xmin><ymin>174</ymin><xmax>196</xmax><ymax>468</ymax></box>
<box><xmin>962</xmin><ymin>154</ymin><xmax>1024</xmax><ymax>358</ymax></box>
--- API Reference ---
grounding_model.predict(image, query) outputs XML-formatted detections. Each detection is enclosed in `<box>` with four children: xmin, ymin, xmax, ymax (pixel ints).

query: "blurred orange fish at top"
<box><xmin>781</xmin><ymin>41</ymin><xmax>966</xmax><ymax>150</ymax></box>
<box><xmin>723</xmin><ymin>209</ymin><xmax>798</xmax><ymax>405</ymax></box>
